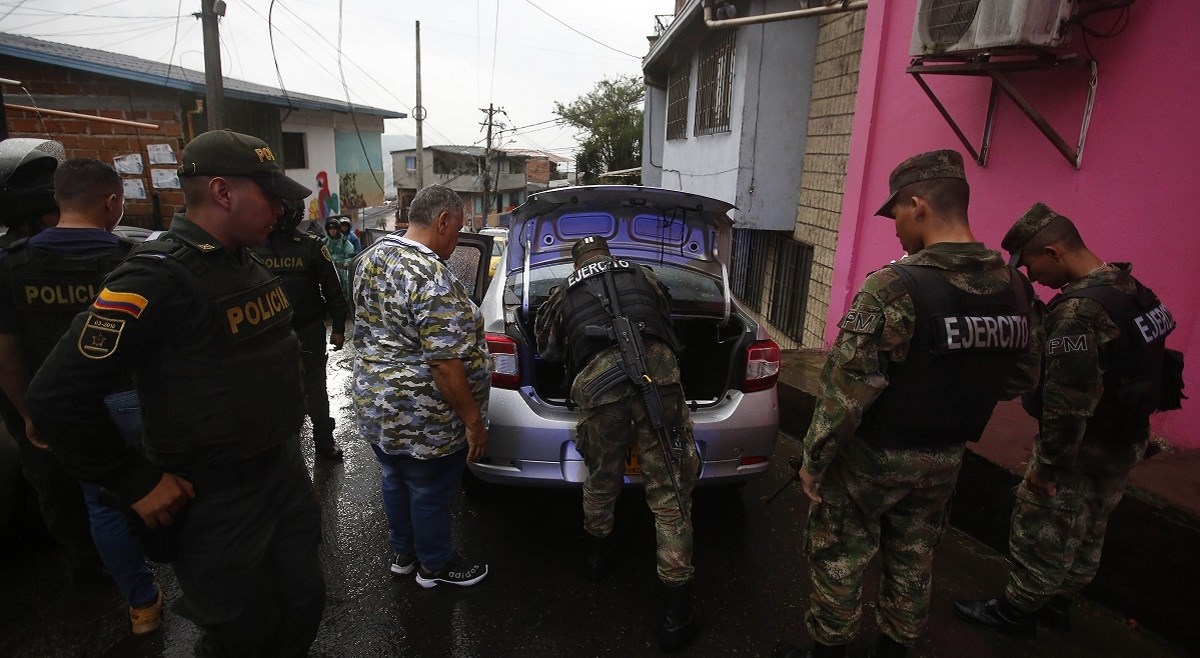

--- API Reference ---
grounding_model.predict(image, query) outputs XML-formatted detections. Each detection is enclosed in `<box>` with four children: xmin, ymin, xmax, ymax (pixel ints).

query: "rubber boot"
<box><xmin>658</xmin><ymin>581</ymin><xmax>702</xmax><ymax>652</ymax></box>
<box><xmin>872</xmin><ymin>633</ymin><xmax>908</xmax><ymax>658</ymax></box>
<box><xmin>584</xmin><ymin>532</ymin><xmax>615</xmax><ymax>583</ymax></box>
<box><xmin>953</xmin><ymin>597</ymin><xmax>1037</xmax><ymax>637</ymax></box>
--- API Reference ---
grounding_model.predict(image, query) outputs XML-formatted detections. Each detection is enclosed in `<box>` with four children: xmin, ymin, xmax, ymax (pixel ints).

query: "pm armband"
<box><xmin>839</xmin><ymin>308</ymin><xmax>882</xmax><ymax>334</ymax></box>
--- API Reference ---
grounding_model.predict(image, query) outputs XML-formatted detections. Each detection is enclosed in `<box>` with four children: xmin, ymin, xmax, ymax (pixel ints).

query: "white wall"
<box><xmin>281</xmin><ymin>110</ymin><xmax>388</xmax><ymax>219</ymax></box>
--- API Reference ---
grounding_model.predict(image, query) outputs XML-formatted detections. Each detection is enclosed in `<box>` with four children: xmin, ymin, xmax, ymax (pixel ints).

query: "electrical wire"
<box><xmin>4</xmin><ymin>0</ymin><xmax>124</xmax><ymax>31</ymax></box>
<box><xmin>15</xmin><ymin>15</ymin><xmax>177</xmax><ymax>38</ymax></box>
<box><xmin>523</xmin><ymin>0</ymin><xmax>641</xmax><ymax>59</ymax></box>
<box><xmin>0</xmin><ymin>3</ymin><xmax>175</xmax><ymax>20</ymax></box>
<box><xmin>267</xmin><ymin>0</ymin><xmax>293</xmax><ymax>113</ymax></box>
<box><xmin>0</xmin><ymin>0</ymin><xmax>28</xmax><ymax>23</ymax></box>
<box><xmin>489</xmin><ymin>0</ymin><xmax>500</xmax><ymax>103</ymax></box>
<box><xmin>163</xmin><ymin>0</ymin><xmax>183</xmax><ymax>85</ymax></box>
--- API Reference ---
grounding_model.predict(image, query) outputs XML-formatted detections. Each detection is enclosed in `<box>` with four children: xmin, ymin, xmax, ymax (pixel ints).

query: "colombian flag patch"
<box><xmin>93</xmin><ymin>288</ymin><xmax>149</xmax><ymax>319</ymax></box>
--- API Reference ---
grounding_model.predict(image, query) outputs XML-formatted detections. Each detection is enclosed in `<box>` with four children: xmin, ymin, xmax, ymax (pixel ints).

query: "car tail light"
<box><xmin>742</xmin><ymin>339</ymin><xmax>780</xmax><ymax>392</ymax></box>
<box><xmin>487</xmin><ymin>333</ymin><xmax>520</xmax><ymax>389</ymax></box>
<box><xmin>739</xmin><ymin>455</ymin><xmax>767</xmax><ymax>467</ymax></box>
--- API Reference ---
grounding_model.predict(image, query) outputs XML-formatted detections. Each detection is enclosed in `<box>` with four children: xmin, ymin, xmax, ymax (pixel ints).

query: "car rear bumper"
<box><xmin>468</xmin><ymin>385</ymin><xmax>780</xmax><ymax>487</ymax></box>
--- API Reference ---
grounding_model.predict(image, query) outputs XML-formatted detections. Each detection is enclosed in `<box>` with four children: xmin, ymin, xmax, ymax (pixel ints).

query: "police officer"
<box><xmin>954</xmin><ymin>203</ymin><xmax>1175</xmax><ymax>635</ymax></box>
<box><xmin>534</xmin><ymin>235</ymin><xmax>702</xmax><ymax>653</ymax></box>
<box><xmin>26</xmin><ymin>130</ymin><xmax>325</xmax><ymax>655</ymax></box>
<box><xmin>252</xmin><ymin>200</ymin><xmax>349</xmax><ymax>461</ymax></box>
<box><xmin>776</xmin><ymin>150</ymin><xmax>1041</xmax><ymax>658</ymax></box>
<box><xmin>0</xmin><ymin>157</ymin><xmax>165</xmax><ymax>634</ymax></box>
<box><xmin>0</xmin><ymin>139</ymin><xmax>106</xmax><ymax>583</ymax></box>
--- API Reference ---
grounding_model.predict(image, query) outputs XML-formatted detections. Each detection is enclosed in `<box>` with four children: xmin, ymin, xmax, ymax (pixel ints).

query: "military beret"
<box><xmin>179</xmin><ymin>129</ymin><xmax>311</xmax><ymax>201</ymax></box>
<box><xmin>571</xmin><ymin>235</ymin><xmax>611</xmax><ymax>263</ymax></box>
<box><xmin>1002</xmin><ymin>202</ymin><xmax>1066</xmax><ymax>267</ymax></box>
<box><xmin>876</xmin><ymin>149</ymin><xmax>966</xmax><ymax>218</ymax></box>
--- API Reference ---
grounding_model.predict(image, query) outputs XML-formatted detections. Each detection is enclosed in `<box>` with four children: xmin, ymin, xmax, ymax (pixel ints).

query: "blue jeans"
<box><xmin>82</xmin><ymin>389</ymin><xmax>156</xmax><ymax>607</ymax></box>
<box><xmin>370</xmin><ymin>444</ymin><xmax>466</xmax><ymax>572</ymax></box>
<box><xmin>81</xmin><ymin>482</ymin><xmax>158</xmax><ymax>607</ymax></box>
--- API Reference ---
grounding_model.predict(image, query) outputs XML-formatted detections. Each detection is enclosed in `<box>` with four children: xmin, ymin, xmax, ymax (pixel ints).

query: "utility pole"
<box><xmin>479</xmin><ymin>103</ymin><xmax>498</xmax><ymax>231</ymax></box>
<box><xmin>199</xmin><ymin>0</ymin><xmax>227</xmax><ymax>131</ymax></box>
<box><xmin>414</xmin><ymin>21</ymin><xmax>425</xmax><ymax>191</ymax></box>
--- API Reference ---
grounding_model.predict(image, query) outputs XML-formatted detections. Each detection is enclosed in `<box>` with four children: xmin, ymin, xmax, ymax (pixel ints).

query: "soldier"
<box><xmin>535</xmin><ymin>235</ymin><xmax>702</xmax><ymax>653</ymax></box>
<box><xmin>0</xmin><ymin>157</ymin><xmax>164</xmax><ymax>635</ymax></box>
<box><xmin>954</xmin><ymin>203</ymin><xmax>1175</xmax><ymax>635</ymax></box>
<box><xmin>26</xmin><ymin>130</ymin><xmax>326</xmax><ymax>655</ymax></box>
<box><xmin>776</xmin><ymin>150</ymin><xmax>1041</xmax><ymax>658</ymax></box>
<box><xmin>252</xmin><ymin>200</ymin><xmax>349</xmax><ymax>462</ymax></box>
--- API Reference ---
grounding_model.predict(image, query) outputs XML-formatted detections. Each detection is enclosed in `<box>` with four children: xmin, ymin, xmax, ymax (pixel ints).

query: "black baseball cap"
<box><xmin>178</xmin><ymin>130</ymin><xmax>311</xmax><ymax>201</ymax></box>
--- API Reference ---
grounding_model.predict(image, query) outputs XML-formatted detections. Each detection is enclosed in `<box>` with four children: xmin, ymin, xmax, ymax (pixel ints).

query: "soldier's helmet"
<box><xmin>0</xmin><ymin>138</ymin><xmax>65</xmax><ymax>226</ymax></box>
<box><xmin>571</xmin><ymin>235</ymin><xmax>611</xmax><ymax>266</ymax></box>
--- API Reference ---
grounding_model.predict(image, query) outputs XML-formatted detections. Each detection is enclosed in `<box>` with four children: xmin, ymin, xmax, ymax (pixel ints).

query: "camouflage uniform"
<box><xmin>802</xmin><ymin>243</ymin><xmax>1042</xmax><ymax>645</ymax></box>
<box><xmin>350</xmin><ymin>234</ymin><xmax>490</xmax><ymax>457</ymax></box>
<box><xmin>535</xmin><ymin>263</ymin><xmax>700</xmax><ymax>586</ymax></box>
<box><xmin>1004</xmin><ymin>263</ymin><xmax>1149</xmax><ymax>613</ymax></box>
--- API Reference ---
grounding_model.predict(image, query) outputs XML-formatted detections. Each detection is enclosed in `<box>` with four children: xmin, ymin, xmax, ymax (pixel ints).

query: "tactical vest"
<box><xmin>559</xmin><ymin>258</ymin><xmax>680</xmax><ymax>379</ymax></box>
<box><xmin>128</xmin><ymin>238</ymin><xmax>305</xmax><ymax>462</ymax></box>
<box><xmin>2</xmin><ymin>238</ymin><xmax>134</xmax><ymax>369</ymax></box>
<box><xmin>1044</xmin><ymin>279</ymin><xmax>1173</xmax><ymax>442</ymax></box>
<box><xmin>250</xmin><ymin>232</ymin><xmax>322</xmax><ymax>326</ymax></box>
<box><xmin>857</xmin><ymin>263</ymin><xmax>1032</xmax><ymax>448</ymax></box>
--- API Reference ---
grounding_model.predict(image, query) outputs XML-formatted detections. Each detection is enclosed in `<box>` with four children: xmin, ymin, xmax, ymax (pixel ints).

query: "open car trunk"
<box><xmin>524</xmin><ymin>308</ymin><xmax>753</xmax><ymax>406</ymax></box>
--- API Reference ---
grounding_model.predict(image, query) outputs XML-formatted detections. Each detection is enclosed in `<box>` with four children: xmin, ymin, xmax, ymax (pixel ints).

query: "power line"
<box><xmin>0</xmin><ymin>0</ymin><xmax>28</xmax><ymax>23</ymax></box>
<box><xmin>488</xmin><ymin>0</ymin><xmax>500</xmax><ymax>102</ymax></box>
<box><xmin>523</xmin><ymin>0</ymin><xmax>641</xmax><ymax>59</ymax></box>
<box><xmin>162</xmin><ymin>0</ymin><xmax>183</xmax><ymax>85</ymax></box>
<box><xmin>337</xmin><ymin>0</ymin><xmax>384</xmax><ymax>195</ymax></box>
<box><xmin>13</xmin><ymin>15</ymin><xmax>176</xmax><ymax>38</ymax></box>
<box><xmin>0</xmin><ymin>3</ymin><xmax>175</xmax><ymax>20</ymax></box>
<box><xmin>4</xmin><ymin>0</ymin><xmax>124</xmax><ymax>31</ymax></box>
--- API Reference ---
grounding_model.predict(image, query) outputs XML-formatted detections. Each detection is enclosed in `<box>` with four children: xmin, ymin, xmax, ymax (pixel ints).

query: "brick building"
<box><xmin>0</xmin><ymin>32</ymin><xmax>402</xmax><ymax>229</ymax></box>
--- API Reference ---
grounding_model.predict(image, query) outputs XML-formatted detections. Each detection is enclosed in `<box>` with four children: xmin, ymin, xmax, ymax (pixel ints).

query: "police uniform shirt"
<box><xmin>25</xmin><ymin>215</ymin><xmax>288</xmax><ymax>504</ymax></box>
<box><xmin>253</xmin><ymin>230</ymin><xmax>347</xmax><ymax>334</ymax></box>
<box><xmin>0</xmin><ymin>227</ymin><xmax>121</xmax><ymax>334</ymax></box>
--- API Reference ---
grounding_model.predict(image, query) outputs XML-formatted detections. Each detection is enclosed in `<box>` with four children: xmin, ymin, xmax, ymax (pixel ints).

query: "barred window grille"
<box><xmin>730</xmin><ymin>228</ymin><xmax>776</xmax><ymax>312</ymax></box>
<box><xmin>666</xmin><ymin>68</ymin><xmax>690</xmax><ymax>141</ymax></box>
<box><xmin>694</xmin><ymin>29</ymin><xmax>735</xmax><ymax>136</ymax></box>
<box><xmin>768</xmin><ymin>237</ymin><xmax>815</xmax><ymax>342</ymax></box>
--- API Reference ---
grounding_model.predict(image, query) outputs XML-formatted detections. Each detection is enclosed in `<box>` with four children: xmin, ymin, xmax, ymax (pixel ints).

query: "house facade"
<box><xmin>0</xmin><ymin>32</ymin><xmax>402</xmax><ymax>229</ymax></box>
<box><xmin>391</xmin><ymin>145</ymin><xmax>528</xmax><ymax>227</ymax></box>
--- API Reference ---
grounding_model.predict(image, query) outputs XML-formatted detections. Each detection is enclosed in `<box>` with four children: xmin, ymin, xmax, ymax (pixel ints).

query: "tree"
<box><xmin>554</xmin><ymin>76</ymin><xmax>643</xmax><ymax>185</ymax></box>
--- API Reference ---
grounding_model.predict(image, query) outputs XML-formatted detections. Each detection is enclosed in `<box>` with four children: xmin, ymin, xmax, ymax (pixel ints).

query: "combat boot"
<box><xmin>772</xmin><ymin>640</ymin><xmax>847</xmax><ymax>658</ymax></box>
<box><xmin>584</xmin><ymin>531</ymin><xmax>615</xmax><ymax>583</ymax></box>
<box><xmin>871</xmin><ymin>633</ymin><xmax>908</xmax><ymax>657</ymax></box>
<box><xmin>313</xmin><ymin>419</ymin><xmax>343</xmax><ymax>462</ymax></box>
<box><xmin>1038</xmin><ymin>595</ymin><xmax>1072</xmax><ymax>632</ymax></box>
<box><xmin>953</xmin><ymin>597</ymin><xmax>1037</xmax><ymax>637</ymax></box>
<box><xmin>658</xmin><ymin>581</ymin><xmax>702</xmax><ymax>652</ymax></box>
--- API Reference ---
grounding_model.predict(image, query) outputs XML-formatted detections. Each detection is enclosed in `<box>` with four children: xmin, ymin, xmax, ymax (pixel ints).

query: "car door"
<box><xmin>351</xmin><ymin>231</ymin><xmax>492</xmax><ymax>306</ymax></box>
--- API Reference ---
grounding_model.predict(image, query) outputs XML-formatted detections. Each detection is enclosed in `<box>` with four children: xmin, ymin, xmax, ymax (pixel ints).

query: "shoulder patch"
<box><xmin>93</xmin><ymin>288</ymin><xmax>148</xmax><ymax>319</ymax></box>
<box><xmin>321</xmin><ymin>245</ymin><xmax>333</xmax><ymax>263</ymax></box>
<box><xmin>77</xmin><ymin>313</ymin><xmax>125</xmax><ymax>359</ymax></box>
<box><xmin>839</xmin><ymin>308</ymin><xmax>882</xmax><ymax>334</ymax></box>
<box><xmin>1046</xmin><ymin>334</ymin><xmax>1091</xmax><ymax>357</ymax></box>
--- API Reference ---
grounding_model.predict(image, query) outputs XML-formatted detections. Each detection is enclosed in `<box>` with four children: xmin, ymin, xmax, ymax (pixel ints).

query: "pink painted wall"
<box><xmin>829</xmin><ymin>1</ymin><xmax>1200</xmax><ymax>448</ymax></box>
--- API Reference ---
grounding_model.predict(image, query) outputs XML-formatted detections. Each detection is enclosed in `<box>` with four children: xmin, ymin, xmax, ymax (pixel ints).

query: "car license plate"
<box><xmin>624</xmin><ymin>444</ymin><xmax>641</xmax><ymax>476</ymax></box>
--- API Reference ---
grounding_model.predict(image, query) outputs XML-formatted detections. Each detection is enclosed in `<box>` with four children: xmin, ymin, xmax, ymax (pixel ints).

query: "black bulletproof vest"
<box><xmin>559</xmin><ymin>258</ymin><xmax>680</xmax><ymax>378</ymax></box>
<box><xmin>857</xmin><ymin>263</ymin><xmax>1031</xmax><ymax>448</ymax></box>
<box><xmin>3</xmin><ymin>238</ymin><xmax>133</xmax><ymax>370</ymax></box>
<box><xmin>1045</xmin><ymin>279</ymin><xmax>1173</xmax><ymax>442</ymax></box>
<box><xmin>129</xmin><ymin>239</ymin><xmax>305</xmax><ymax>462</ymax></box>
<box><xmin>250</xmin><ymin>231</ymin><xmax>321</xmax><ymax>326</ymax></box>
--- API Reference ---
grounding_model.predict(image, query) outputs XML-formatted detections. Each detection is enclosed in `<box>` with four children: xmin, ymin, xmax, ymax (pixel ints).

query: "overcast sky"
<box><xmin>0</xmin><ymin>0</ymin><xmax>676</xmax><ymax>161</ymax></box>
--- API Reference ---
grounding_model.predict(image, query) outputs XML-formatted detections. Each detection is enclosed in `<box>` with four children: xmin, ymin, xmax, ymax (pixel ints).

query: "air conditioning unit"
<box><xmin>910</xmin><ymin>0</ymin><xmax>1075</xmax><ymax>56</ymax></box>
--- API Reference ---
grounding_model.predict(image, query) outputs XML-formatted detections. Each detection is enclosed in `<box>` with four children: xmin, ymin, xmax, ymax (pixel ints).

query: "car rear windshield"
<box><xmin>506</xmin><ymin>262</ymin><xmax>724</xmax><ymax>314</ymax></box>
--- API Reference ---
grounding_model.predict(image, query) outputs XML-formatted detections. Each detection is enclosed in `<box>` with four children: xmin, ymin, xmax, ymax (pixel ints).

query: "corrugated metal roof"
<box><xmin>0</xmin><ymin>32</ymin><xmax>405</xmax><ymax>119</ymax></box>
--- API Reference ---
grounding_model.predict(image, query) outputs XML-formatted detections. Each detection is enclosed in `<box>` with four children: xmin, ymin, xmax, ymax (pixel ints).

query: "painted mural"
<box><xmin>309</xmin><ymin>170</ymin><xmax>339</xmax><ymax>220</ymax></box>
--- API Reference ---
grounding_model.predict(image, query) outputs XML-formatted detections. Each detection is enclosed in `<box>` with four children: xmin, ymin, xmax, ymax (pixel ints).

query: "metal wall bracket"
<box><xmin>907</xmin><ymin>53</ymin><xmax>1098</xmax><ymax>169</ymax></box>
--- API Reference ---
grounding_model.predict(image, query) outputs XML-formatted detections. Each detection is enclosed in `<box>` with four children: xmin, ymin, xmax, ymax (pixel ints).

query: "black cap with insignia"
<box><xmin>179</xmin><ymin>130</ymin><xmax>311</xmax><ymax>201</ymax></box>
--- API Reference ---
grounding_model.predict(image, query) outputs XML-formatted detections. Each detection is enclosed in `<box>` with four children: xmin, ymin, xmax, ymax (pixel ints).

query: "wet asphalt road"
<box><xmin>0</xmin><ymin>347</ymin><xmax>1190</xmax><ymax>657</ymax></box>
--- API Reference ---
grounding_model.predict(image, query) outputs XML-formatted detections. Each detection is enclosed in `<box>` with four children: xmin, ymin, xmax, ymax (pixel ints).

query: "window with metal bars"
<box><xmin>694</xmin><ymin>29</ymin><xmax>735</xmax><ymax>136</ymax></box>
<box><xmin>666</xmin><ymin>67</ymin><xmax>690</xmax><ymax>140</ymax></box>
<box><xmin>768</xmin><ymin>237</ymin><xmax>815</xmax><ymax>342</ymax></box>
<box><xmin>730</xmin><ymin>228</ymin><xmax>777</xmax><ymax>312</ymax></box>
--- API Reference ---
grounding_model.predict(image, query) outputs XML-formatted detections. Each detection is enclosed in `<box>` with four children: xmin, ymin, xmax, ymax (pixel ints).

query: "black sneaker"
<box><xmin>390</xmin><ymin>553</ymin><xmax>416</xmax><ymax>576</ymax></box>
<box><xmin>415</xmin><ymin>556</ymin><xmax>488</xmax><ymax>589</ymax></box>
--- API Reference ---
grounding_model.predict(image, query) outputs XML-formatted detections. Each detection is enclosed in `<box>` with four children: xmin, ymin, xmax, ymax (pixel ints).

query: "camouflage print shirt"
<box><xmin>1033</xmin><ymin>262</ymin><xmax>1142</xmax><ymax>481</ymax></box>
<box><xmin>350</xmin><ymin>235</ymin><xmax>491</xmax><ymax>458</ymax></box>
<box><xmin>535</xmin><ymin>263</ymin><xmax>681</xmax><ymax>409</ymax></box>
<box><xmin>802</xmin><ymin>242</ymin><xmax>1043</xmax><ymax>475</ymax></box>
